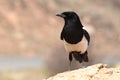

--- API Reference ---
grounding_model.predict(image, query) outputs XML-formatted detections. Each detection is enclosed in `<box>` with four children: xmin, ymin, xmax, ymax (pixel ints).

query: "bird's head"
<box><xmin>56</xmin><ymin>11</ymin><xmax>80</xmax><ymax>22</ymax></box>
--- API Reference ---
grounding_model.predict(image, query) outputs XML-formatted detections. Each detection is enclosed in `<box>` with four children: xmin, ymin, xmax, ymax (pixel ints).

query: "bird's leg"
<box><xmin>81</xmin><ymin>51</ymin><xmax>89</xmax><ymax>68</ymax></box>
<box><xmin>68</xmin><ymin>52</ymin><xmax>73</xmax><ymax>70</ymax></box>
<box><xmin>81</xmin><ymin>62</ymin><xmax>86</xmax><ymax>68</ymax></box>
<box><xmin>83</xmin><ymin>51</ymin><xmax>89</xmax><ymax>62</ymax></box>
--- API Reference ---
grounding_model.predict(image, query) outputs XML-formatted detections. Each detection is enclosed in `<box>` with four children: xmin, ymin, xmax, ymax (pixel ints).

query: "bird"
<box><xmin>56</xmin><ymin>11</ymin><xmax>90</xmax><ymax>70</ymax></box>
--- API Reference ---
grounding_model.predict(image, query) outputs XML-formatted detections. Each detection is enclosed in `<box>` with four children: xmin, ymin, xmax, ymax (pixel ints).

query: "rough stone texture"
<box><xmin>44</xmin><ymin>64</ymin><xmax>120</xmax><ymax>80</ymax></box>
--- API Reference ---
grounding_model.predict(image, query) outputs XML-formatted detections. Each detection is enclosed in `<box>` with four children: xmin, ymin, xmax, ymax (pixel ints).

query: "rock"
<box><xmin>44</xmin><ymin>63</ymin><xmax>120</xmax><ymax>80</ymax></box>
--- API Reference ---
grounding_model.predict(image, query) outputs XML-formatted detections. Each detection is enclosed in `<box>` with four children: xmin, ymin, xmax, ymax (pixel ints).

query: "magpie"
<box><xmin>56</xmin><ymin>11</ymin><xmax>90</xmax><ymax>70</ymax></box>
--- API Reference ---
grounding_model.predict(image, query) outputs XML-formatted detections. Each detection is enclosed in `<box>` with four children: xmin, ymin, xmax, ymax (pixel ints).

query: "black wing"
<box><xmin>83</xmin><ymin>29</ymin><xmax>90</xmax><ymax>45</ymax></box>
<box><xmin>60</xmin><ymin>29</ymin><xmax>65</xmax><ymax>40</ymax></box>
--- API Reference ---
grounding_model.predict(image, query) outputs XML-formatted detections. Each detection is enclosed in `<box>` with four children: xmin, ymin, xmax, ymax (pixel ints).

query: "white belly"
<box><xmin>63</xmin><ymin>36</ymin><xmax>88</xmax><ymax>54</ymax></box>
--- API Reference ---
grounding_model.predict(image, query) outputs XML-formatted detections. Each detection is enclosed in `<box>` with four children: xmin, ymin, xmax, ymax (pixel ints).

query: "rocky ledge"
<box><xmin>44</xmin><ymin>63</ymin><xmax>120</xmax><ymax>80</ymax></box>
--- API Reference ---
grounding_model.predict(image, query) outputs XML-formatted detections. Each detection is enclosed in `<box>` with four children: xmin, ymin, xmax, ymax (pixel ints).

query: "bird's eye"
<box><xmin>68</xmin><ymin>14</ymin><xmax>74</xmax><ymax>19</ymax></box>
<box><xmin>68</xmin><ymin>14</ymin><xmax>72</xmax><ymax>17</ymax></box>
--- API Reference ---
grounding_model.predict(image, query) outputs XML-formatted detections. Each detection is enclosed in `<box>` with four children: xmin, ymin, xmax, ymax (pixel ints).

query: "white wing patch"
<box><xmin>63</xmin><ymin>36</ymin><xmax>88</xmax><ymax>54</ymax></box>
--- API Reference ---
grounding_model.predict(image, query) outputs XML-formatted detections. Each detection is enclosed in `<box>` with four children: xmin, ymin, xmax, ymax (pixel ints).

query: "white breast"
<box><xmin>63</xmin><ymin>36</ymin><xmax>88</xmax><ymax>54</ymax></box>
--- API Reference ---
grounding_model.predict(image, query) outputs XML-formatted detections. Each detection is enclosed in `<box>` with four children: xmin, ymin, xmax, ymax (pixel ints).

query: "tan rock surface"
<box><xmin>44</xmin><ymin>64</ymin><xmax>120</xmax><ymax>80</ymax></box>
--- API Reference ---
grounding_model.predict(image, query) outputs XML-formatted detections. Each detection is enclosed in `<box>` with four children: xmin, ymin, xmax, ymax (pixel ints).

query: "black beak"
<box><xmin>56</xmin><ymin>13</ymin><xmax>66</xmax><ymax>18</ymax></box>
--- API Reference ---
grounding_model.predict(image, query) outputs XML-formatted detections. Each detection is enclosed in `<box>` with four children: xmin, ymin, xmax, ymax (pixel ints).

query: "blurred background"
<box><xmin>0</xmin><ymin>0</ymin><xmax>120</xmax><ymax>79</ymax></box>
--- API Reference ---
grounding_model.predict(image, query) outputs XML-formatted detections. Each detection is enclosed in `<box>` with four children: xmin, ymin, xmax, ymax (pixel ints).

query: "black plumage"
<box><xmin>56</xmin><ymin>11</ymin><xmax>90</xmax><ymax>69</ymax></box>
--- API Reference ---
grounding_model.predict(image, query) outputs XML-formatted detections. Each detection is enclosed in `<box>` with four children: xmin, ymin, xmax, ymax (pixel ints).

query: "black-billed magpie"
<box><xmin>56</xmin><ymin>11</ymin><xmax>90</xmax><ymax>70</ymax></box>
